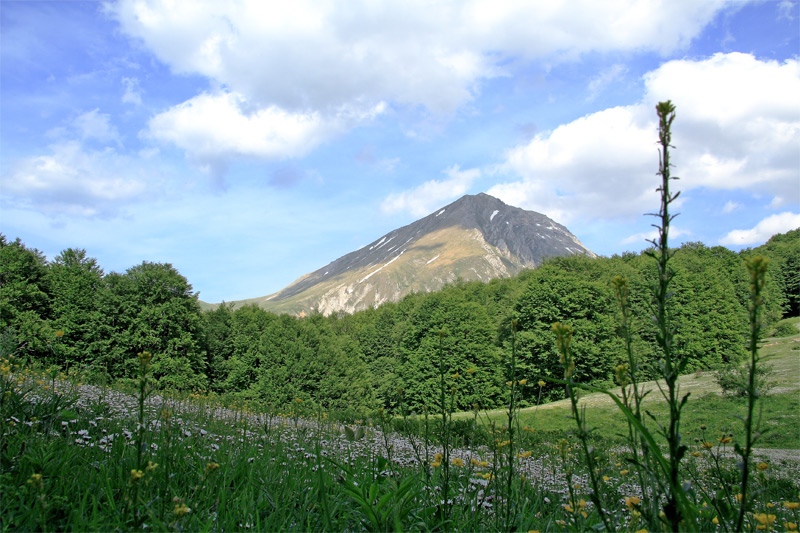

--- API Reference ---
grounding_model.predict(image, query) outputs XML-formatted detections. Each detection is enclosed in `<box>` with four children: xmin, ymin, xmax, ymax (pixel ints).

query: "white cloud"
<box><xmin>722</xmin><ymin>201</ymin><xmax>741</xmax><ymax>214</ymax></box>
<box><xmin>381</xmin><ymin>165</ymin><xmax>480</xmax><ymax>217</ymax></box>
<box><xmin>107</xmin><ymin>0</ymin><xmax>750</xmax><ymax>168</ymax></box>
<box><xmin>109</xmin><ymin>0</ymin><xmax>746</xmax><ymax>113</ymax></box>
<box><xmin>122</xmin><ymin>77</ymin><xmax>143</xmax><ymax>105</ymax></box>
<box><xmin>489</xmin><ymin>53</ymin><xmax>800</xmax><ymax>224</ymax></box>
<box><xmin>621</xmin><ymin>226</ymin><xmax>691</xmax><ymax>245</ymax></box>
<box><xmin>719</xmin><ymin>212</ymin><xmax>800</xmax><ymax>245</ymax></box>
<box><xmin>0</xmin><ymin>141</ymin><xmax>150</xmax><ymax>217</ymax></box>
<box><xmin>73</xmin><ymin>109</ymin><xmax>121</xmax><ymax>145</ymax></box>
<box><xmin>146</xmin><ymin>91</ymin><xmax>385</xmax><ymax>171</ymax></box>
<box><xmin>587</xmin><ymin>63</ymin><xmax>628</xmax><ymax>101</ymax></box>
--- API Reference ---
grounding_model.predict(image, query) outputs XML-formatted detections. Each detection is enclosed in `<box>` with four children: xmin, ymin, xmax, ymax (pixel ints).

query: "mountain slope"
<box><xmin>229</xmin><ymin>193</ymin><xmax>594</xmax><ymax>315</ymax></box>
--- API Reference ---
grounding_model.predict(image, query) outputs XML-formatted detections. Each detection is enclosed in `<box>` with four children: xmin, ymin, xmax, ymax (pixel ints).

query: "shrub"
<box><xmin>715</xmin><ymin>362</ymin><xmax>774</xmax><ymax>398</ymax></box>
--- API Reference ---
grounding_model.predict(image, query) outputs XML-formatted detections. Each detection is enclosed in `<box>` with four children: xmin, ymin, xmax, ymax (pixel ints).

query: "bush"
<box><xmin>769</xmin><ymin>321</ymin><xmax>799</xmax><ymax>338</ymax></box>
<box><xmin>715</xmin><ymin>362</ymin><xmax>774</xmax><ymax>398</ymax></box>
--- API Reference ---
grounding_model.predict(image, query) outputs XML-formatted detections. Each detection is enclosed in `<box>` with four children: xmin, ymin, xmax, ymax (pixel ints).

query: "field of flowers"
<box><xmin>1</xmin><ymin>349</ymin><xmax>799</xmax><ymax>531</ymax></box>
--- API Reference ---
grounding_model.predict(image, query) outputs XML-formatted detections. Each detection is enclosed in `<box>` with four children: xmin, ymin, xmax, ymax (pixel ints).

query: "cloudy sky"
<box><xmin>1</xmin><ymin>0</ymin><xmax>798</xmax><ymax>303</ymax></box>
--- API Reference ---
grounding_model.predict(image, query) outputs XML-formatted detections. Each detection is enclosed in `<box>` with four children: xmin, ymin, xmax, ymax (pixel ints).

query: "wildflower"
<box><xmin>471</xmin><ymin>458</ymin><xmax>480</xmax><ymax>467</ymax></box>
<box><xmin>691</xmin><ymin>452</ymin><xmax>702</xmax><ymax>457</ymax></box>
<box><xmin>146</xmin><ymin>461</ymin><xmax>158</xmax><ymax>473</ymax></box>
<box><xmin>518</xmin><ymin>379</ymin><xmax>527</xmax><ymax>385</ymax></box>
<box><xmin>466</xmin><ymin>368</ymin><xmax>476</xmax><ymax>374</ymax></box>
<box><xmin>625</xmin><ymin>496</ymin><xmax>641</xmax><ymax>511</ymax></box>
<box><xmin>701</xmin><ymin>441</ymin><xmax>714</xmax><ymax>449</ymax></box>
<box><xmin>785</xmin><ymin>522</ymin><xmax>797</xmax><ymax>531</ymax></box>
<box><xmin>754</xmin><ymin>513</ymin><xmax>776</xmax><ymax>527</ymax></box>
<box><xmin>528</xmin><ymin>530</ymin><xmax>540</xmax><ymax>533</ymax></box>
<box><xmin>538</xmin><ymin>380</ymin><xmax>546</xmax><ymax>387</ymax></box>
<box><xmin>757</xmin><ymin>462</ymin><xmax>769</xmax><ymax>471</ymax></box>
<box><xmin>635</xmin><ymin>530</ymin><xmax>648</xmax><ymax>533</ymax></box>
<box><xmin>620</xmin><ymin>469</ymin><xmax>629</xmax><ymax>475</ymax></box>
<box><xmin>518</xmin><ymin>450</ymin><xmax>532</xmax><ymax>458</ymax></box>
<box><xmin>173</xmin><ymin>503</ymin><xmax>191</xmax><ymax>516</ymax></box>
<box><xmin>451</xmin><ymin>373</ymin><xmax>460</xmax><ymax>379</ymax></box>
<box><xmin>130</xmin><ymin>469</ymin><xmax>145</xmax><ymax>482</ymax></box>
<box><xmin>55</xmin><ymin>330</ymin><xmax>64</xmax><ymax>337</ymax></box>
<box><xmin>712</xmin><ymin>517</ymin><xmax>719</xmax><ymax>525</ymax></box>
<box><xmin>602</xmin><ymin>476</ymin><xmax>610</xmax><ymax>482</ymax></box>
<box><xmin>718</xmin><ymin>436</ymin><xmax>732</xmax><ymax>444</ymax></box>
<box><xmin>785</xmin><ymin>502</ymin><xmax>800</xmax><ymax>510</ymax></box>
<box><xmin>564</xmin><ymin>504</ymin><xmax>574</xmax><ymax>513</ymax></box>
<box><xmin>27</xmin><ymin>473</ymin><xmax>43</xmax><ymax>489</ymax></box>
<box><xmin>735</xmin><ymin>494</ymin><xmax>743</xmax><ymax>502</ymax></box>
<box><xmin>451</xmin><ymin>458</ymin><xmax>464</xmax><ymax>467</ymax></box>
<box><xmin>137</xmin><ymin>351</ymin><xmax>152</xmax><ymax>368</ymax></box>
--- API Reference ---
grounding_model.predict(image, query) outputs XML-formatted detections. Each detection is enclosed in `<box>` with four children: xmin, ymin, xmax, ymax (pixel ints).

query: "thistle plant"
<box><xmin>735</xmin><ymin>255</ymin><xmax>769</xmax><ymax>531</ymax></box>
<box><xmin>553</xmin><ymin>321</ymin><xmax>612</xmax><ymax>531</ymax></box>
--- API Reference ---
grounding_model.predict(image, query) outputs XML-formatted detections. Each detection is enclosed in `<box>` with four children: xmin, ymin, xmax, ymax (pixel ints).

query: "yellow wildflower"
<box><xmin>130</xmin><ymin>469</ymin><xmax>144</xmax><ymax>482</ymax></box>
<box><xmin>146</xmin><ymin>461</ymin><xmax>159</xmax><ymax>472</ymax></box>
<box><xmin>702</xmin><ymin>441</ymin><xmax>714</xmax><ymax>449</ymax></box>
<box><xmin>206</xmin><ymin>462</ymin><xmax>219</xmax><ymax>473</ymax></box>
<box><xmin>754</xmin><ymin>513</ymin><xmax>776</xmax><ymax>526</ymax></box>
<box><xmin>785</xmin><ymin>522</ymin><xmax>797</xmax><ymax>531</ymax></box>
<box><xmin>620</xmin><ymin>469</ymin><xmax>629</xmax><ymax>475</ymax></box>
<box><xmin>757</xmin><ymin>462</ymin><xmax>769</xmax><ymax>471</ymax></box>
<box><xmin>55</xmin><ymin>330</ymin><xmax>64</xmax><ymax>337</ymax></box>
<box><xmin>712</xmin><ymin>517</ymin><xmax>719</xmax><ymax>525</ymax></box>
<box><xmin>518</xmin><ymin>450</ymin><xmax>532</xmax><ymax>458</ymax></box>
<box><xmin>466</xmin><ymin>367</ymin><xmax>476</xmax><ymax>374</ymax></box>
<box><xmin>602</xmin><ymin>476</ymin><xmax>610</xmax><ymax>482</ymax></box>
<box><xmin>785</xmin><ymin>502</ymin><xmax>800</xmax><ymax>510</ymax></box>
<box><xmin>564</xmin><ymin>504</ymin><xmax>574</xmax><ymax>513</ymax></box>
<box><xmin>625</xmin><ymin>496</ymin><xmax>641</xmax><ymax>510</ymax></box>
<box><xmin>635</xmin><ymin>529</ymin><xmax>648</xmax><ymax>533</ymax></box>
<box><xmin>538</xmin><ymin>380</ymin><xmax>546</xmax><ymax>387</ymax></box>
<box><xmin>518</xmin><ymin>379</ymin><xmax>527</xmax><ymax>385</ymax></box>
<box><xmin>451</xmin><ymin>458</ymin><xmax>463</xmax><ymax>467</ymax></box>
<box><xmin>718</xmin><ymin>436</ymin><xmax>732</xmax><ymax>444</ymax></box>
<box><xmin>173</xmin><ymin>503</ymin><xmax>191</xmax><ymax>516</ymax></box>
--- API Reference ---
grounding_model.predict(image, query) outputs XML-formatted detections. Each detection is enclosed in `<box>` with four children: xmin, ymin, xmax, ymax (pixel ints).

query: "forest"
<box><xmin>1</xmin><ymin>229</ymin><xmax>798</xmax><ymax>415</ymax></box>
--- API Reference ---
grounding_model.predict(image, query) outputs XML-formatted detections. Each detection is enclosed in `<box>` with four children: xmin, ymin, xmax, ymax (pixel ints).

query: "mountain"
<box><xmin>223</xmin><ymin>193</ymin><xmax>595</xmax><ymax>315</ymax></box>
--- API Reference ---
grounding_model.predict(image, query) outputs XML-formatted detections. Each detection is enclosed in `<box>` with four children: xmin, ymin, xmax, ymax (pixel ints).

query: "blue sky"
<box><xmin>1</xmin><ymin>0</ymin><xmax>798</xmax><ymax>303</ymax></box>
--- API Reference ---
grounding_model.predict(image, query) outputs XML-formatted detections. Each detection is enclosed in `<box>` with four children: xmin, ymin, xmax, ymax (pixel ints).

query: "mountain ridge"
<box><xmin>210</xmin><ymin>193</ymin><xmax>595</xmax><ymax>315</ymax></box>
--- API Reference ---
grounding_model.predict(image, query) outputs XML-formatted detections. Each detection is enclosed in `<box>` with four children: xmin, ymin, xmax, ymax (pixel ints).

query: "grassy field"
<box><xmin>454</xmin><ymin>321</ymin><xmax>800</xmax><ymax>452</ymax></box>
<box><xmin>1</xmin><ymin>322</ymin><xmax>798</xmax><ymax>531</ymax></box>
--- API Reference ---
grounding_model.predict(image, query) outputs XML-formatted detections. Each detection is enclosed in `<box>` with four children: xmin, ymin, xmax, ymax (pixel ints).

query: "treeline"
<box><xmin>1</xmin><ymin>230</ymin><xmax>797</xmax><ymax>413</ymax></box>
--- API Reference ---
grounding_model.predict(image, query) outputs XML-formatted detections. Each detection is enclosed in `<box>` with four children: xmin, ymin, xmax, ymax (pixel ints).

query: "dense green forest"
<box><xmin>1</xmin><ymin>230</ymin><xmax>798</xmax><ymax>413</ymax></box>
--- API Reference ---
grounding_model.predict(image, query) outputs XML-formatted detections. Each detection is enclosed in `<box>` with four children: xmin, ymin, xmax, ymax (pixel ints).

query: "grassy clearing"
<box><xmin>456</xmin><ymin>328</ymin><xmax>800</xmax><ymax>451</ymax></box>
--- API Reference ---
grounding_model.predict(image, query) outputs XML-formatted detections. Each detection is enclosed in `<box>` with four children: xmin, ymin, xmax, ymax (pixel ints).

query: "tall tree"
<box><xmin>48</xmin><ymin>248</ymin><xmax>104</xmax><ymax>369</ymax></box>
<box><xmin>0</xmin><ymin>235</ymin><xmax>53</xmax><ymax>363</ymax></box>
